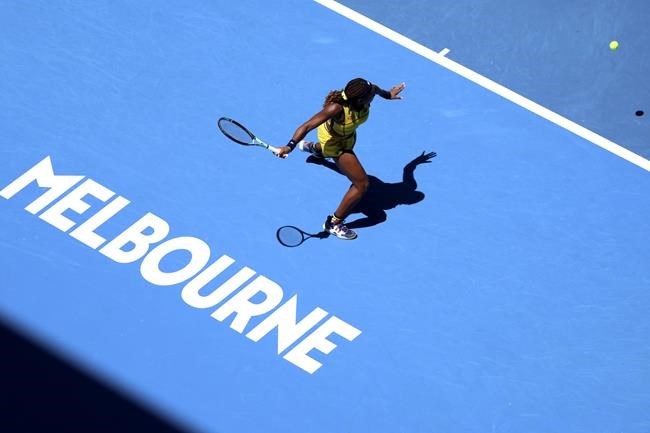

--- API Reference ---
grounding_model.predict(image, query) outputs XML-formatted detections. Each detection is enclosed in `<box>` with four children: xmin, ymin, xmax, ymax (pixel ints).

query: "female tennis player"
<box><xmin>277</xmin><ymin>78</ymin><xmax>406</xmax><ymax>240</ymax></box>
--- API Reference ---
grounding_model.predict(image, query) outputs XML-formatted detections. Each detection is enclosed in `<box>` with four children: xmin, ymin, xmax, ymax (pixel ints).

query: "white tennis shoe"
<box><xmin>324</xmin><ymin>216</ymin><xmax>357</xmax><ymax>240</ymax></box>
<box><xmin>298</xmin><ymin>140</ymin><xmax>324</xmax><ymax>158</ymax></box>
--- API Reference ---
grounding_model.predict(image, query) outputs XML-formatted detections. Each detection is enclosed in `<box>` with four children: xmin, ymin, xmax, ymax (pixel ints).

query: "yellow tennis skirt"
<box><xmin>317</xmin><ymin>131</ymin><xmax>357</xmax><ymax>158</ymax></box>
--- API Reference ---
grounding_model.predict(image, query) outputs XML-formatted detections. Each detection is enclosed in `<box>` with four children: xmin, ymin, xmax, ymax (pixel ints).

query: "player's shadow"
<box><xmin>306</xmin><ymin>151</ymin><xmax>436</xmax><ymax>229</ymax></box>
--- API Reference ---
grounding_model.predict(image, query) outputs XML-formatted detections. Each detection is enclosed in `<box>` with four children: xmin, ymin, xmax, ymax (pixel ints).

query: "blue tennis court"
<box><xmin>2</xmin><ymin>1</ymin><xmax>649</xmax><ymax>432</ymax></box>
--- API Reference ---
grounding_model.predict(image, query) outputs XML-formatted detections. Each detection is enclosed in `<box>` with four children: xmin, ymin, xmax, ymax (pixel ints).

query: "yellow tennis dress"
<box><xmin>317</xmin><ymin>104</ymin><xmax>370</xmax><ymax>158</ymax></box>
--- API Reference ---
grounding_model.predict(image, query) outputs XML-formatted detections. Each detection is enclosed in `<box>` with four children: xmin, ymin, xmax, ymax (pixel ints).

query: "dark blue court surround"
<box><xmin>341</xmin><ymin>0</ymin><xmax>650</xmax><ymax>159</ymax></box>
<box><xmin>2</xmin><ymin>2</ymin><xmax>649</xmax><ymax>433</ymax></box>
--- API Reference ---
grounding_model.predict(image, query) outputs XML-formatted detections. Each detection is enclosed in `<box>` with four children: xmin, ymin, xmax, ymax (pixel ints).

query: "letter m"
<box><xmin>0</xmin><ymin>156</ymin><xmax>84</xmax><ymax>214</ymax></box>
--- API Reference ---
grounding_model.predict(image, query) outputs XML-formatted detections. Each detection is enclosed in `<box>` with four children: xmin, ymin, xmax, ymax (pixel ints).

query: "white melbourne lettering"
<box><xmin>0</xmin><ymin>156</ymin><xmax>362</xmax><ymax>373</ymax></box>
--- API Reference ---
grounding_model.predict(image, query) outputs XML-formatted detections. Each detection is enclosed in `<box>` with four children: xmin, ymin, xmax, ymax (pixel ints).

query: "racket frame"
<box><xmin>218</xmin><ymin>117</ymin><xmax>280</xmax><ymax>154</ymax></box>
<box><xmin>276</xmin><ymin>225</ymin><xmax>330</xmax><ymax>247</ymax></box>
<box><xmin>276</xmin><ymin>225</ymin><xmax>309</xmax><ymax>247</ymax></box>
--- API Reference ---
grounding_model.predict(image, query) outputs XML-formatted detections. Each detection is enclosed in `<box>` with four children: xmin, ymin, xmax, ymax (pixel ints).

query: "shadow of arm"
<box><xmin>403</xmin><ymin>151</ymin><xmax>436</xmax><ymax>189</ymax></box>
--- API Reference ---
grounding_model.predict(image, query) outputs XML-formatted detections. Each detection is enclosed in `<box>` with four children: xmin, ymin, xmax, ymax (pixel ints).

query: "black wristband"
<box><xmin>287</xmin><ymin>139</ymin><xmax>297</xmax><ymax>150</ymax></box>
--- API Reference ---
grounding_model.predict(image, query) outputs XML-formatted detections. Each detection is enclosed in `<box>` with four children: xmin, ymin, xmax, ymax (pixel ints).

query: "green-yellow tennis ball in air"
<box><xmin>609</xmin><ymin>40</ymin><xmax>619</xmax><ymax>50</ymax></box>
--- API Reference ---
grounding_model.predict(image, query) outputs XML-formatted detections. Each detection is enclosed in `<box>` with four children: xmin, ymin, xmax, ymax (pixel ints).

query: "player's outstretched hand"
<box><xmin>390</xmin><ymin>82</ymin><xmax>407</xmax><ymax>99</ymax></box>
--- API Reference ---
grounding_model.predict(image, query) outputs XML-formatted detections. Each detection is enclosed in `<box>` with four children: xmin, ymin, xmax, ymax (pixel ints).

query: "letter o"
<box><xmin>140</xmin><ymin>236</ymin><xmax>210</xmax><ymax>286</ymax></box>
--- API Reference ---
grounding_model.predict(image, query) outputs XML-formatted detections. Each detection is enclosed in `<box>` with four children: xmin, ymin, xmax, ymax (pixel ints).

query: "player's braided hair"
<box><xmin>323</xmin><ymin>78</ymin><xmax>372</xmax><ymax>107</ymax></box>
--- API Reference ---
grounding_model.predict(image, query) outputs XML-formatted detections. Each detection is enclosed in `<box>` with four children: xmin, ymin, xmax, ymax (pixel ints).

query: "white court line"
<box><xmin>314</xmin><ymin>0</ymin><xmax>650</xmax><ymax>172</ymax></box>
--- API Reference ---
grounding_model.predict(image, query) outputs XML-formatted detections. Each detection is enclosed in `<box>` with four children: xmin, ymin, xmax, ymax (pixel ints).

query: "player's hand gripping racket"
<box><xmin>276</xmin><ymin>226</ymin><xmax>329</xmax><ymax>247</ymax></box>
<box><xmin>217</xmin><ymin>117</ymin><xmax>284</xmax><ymax>157</ymax></box>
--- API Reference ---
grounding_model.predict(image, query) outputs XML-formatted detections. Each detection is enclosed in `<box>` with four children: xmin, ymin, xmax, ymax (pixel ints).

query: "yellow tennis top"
<box><xmin>317</xmin><ymin>104</ymin><xmax>370</xmax><ymax>145</ymax></box>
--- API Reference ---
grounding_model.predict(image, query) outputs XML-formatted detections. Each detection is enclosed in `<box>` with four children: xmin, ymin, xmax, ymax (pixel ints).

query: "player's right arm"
<box><xmin>277</xmin><ymin>103</ymin><xmax>343</xmax><ymax>158</ymax></box>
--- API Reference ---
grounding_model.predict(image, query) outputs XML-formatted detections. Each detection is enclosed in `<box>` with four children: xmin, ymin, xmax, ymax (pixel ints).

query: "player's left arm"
<box><xmin>373</xmin><ymin>82</ymin><xmax>406</xmax><ymax>100</ymax></box>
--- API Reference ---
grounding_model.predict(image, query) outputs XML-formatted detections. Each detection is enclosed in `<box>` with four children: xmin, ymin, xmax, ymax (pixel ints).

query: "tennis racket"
<box><xmin>276</xmin><ymin>225</ymin><xmax>329</xmax><ymax>247</ymax></box>
<box><xmin>217</xmin><ymin>117</ymin><xmax>283</xmax><ymax>157</ymax></box>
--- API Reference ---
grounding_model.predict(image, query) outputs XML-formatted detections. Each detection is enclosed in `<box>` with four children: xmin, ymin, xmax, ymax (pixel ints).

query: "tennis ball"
<box><xmin>609</xmin><ymin>40</ymin><xmax>619</xmax><ymax>50</ymax></box>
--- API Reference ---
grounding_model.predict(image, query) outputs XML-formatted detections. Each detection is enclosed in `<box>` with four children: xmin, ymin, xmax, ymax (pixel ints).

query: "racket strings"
<box><xmin>219</xmin><ymin>119</ymin><xmax>254</xmax><ymax>144</ymax></box>
<box><xmin>277</xmin><ymin>226</ymin><xmax>304</xmax><ymax>247</ymax></box>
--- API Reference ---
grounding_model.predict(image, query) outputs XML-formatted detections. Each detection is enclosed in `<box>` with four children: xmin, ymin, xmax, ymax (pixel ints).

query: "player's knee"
<box><xmin>355</xmin><ymin>177</ymin><xmax>369</xmax><ymax>195</ymax></box>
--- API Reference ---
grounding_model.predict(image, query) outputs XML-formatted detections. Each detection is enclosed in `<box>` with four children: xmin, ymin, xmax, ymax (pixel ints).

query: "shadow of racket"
<box><xmin>276</xmin><ymin>226</ymin><xmax>329</xmax><ymax>247</ymax></box>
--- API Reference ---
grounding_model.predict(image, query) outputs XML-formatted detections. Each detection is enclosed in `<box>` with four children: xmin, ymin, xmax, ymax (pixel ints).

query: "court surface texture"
<box><xmin>1</xmin><ymin>1</ymin><xmax>649</xmax><ymax>432</ymax></box>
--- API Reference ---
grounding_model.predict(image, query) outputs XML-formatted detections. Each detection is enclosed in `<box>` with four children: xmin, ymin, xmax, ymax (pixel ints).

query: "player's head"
<box><xmin>323</xmin><ymin>78</ymin><xmax>374</xmax><ymax>108</ymax></box>
<box><xmin>343</xmin><ymin>78</ymin><xmax>373</xmax><ymax>110</ymax></box>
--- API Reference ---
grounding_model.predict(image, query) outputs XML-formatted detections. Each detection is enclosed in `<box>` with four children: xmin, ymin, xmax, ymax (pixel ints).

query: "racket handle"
<box><xmin>268</xmin><ymin>145</ymin><xmax>288</xmax><ymax>158</ymax></box>
<box><xmin>256</xmin><ymin>139</ymin><xmax>285</xmax><ymax>158</ymax></box>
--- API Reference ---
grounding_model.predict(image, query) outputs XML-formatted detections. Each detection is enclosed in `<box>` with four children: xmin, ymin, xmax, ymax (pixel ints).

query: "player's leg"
<box><xmin>297</xmin><ymin>140</ymin><xmax>323</xmax><ymax>158</ymax></box>
<box><xmin>324</xmin><ymin>151</ymin><xmax>369</xmax><ymax>240</ymax></box>
<box><xmin>333</xmin><ymin>151</ymin><xmax>369</xmax><ymax>218</ymax></box>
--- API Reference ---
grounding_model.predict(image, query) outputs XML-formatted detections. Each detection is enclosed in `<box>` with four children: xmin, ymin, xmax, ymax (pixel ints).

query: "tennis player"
<box><xmin>278</xmin><ymin>78</ymin><xmax>406</xmax><ymax>240</ymax></box>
